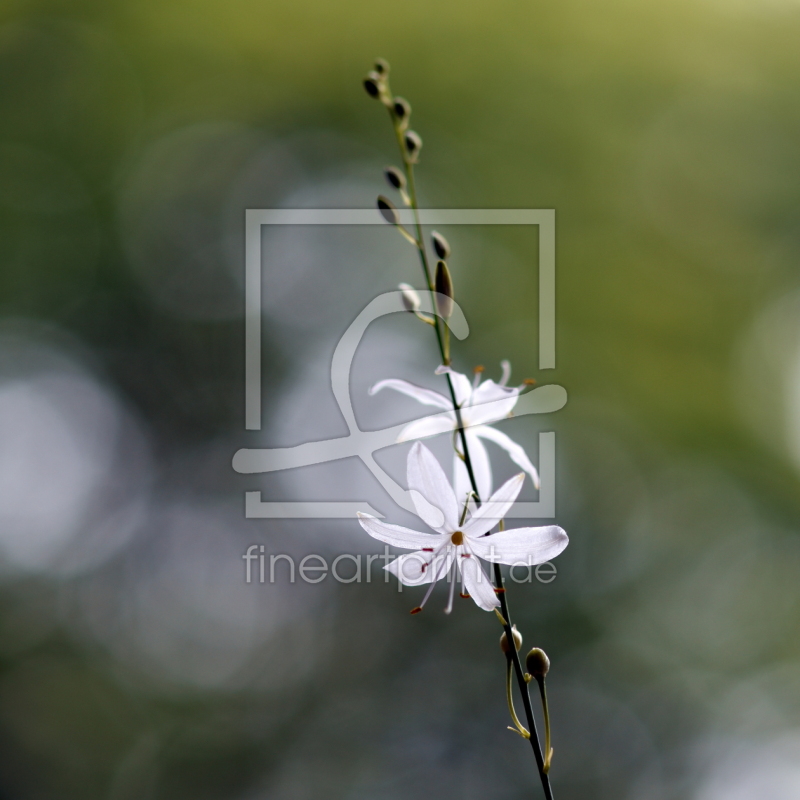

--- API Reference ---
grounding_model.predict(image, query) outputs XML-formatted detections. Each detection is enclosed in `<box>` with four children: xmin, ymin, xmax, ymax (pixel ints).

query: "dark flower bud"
<box><xmin>374</xmin><ymin>58</ymin><xmax>390</xmax><ymax>75</ymax></box>
<box><xmin>525</xmin><ymin>647</ymin><xmax>550</xmax><ymax>680</ymax></box>
<box><xmin>393</xmin><ymin>97</ymin><xmax>411</xmax><ymax>119</ymax></box>
<box><xmin>500</xmin><ymin>625</ymin><xmax>523</xmax><ymax>655</ymax></box>
<box><xmin>431</xmin><ymin>230</ymin><xmax>451</xmax><ymax>260</ymax></box>
<box><xmin>363</xmin><ymin>71</ymin><xmax>381</xmax><ymax>98</ymax></box>
<box><xmin>377</xmin><ymin>195</ymin><xmax>399</xmax><ymax>225</ymax></box>
<box><xmin>404</xmin><ymin>130</ymin><xmax>422</xmax><ymax>156</ymax></box>
<box><xmin>435</xmin><ymin>260</ymin><xmax>454</xmax><ymax>319</ymax></box>
<box><xmin>398</xmin><ymin>282</ymin><xmax>420</xmax><ymax>312</ymax></box>
<box><xmin>384</xmin><ymin>166</ymin><xmax>406</xmax><ymax>191</ymax></box>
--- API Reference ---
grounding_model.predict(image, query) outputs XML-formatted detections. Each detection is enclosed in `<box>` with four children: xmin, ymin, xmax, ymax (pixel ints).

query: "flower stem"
<box><xmin>381</xmin><ymin>81</ymin><xmax>555</xmax><ymax>800</ymax></box>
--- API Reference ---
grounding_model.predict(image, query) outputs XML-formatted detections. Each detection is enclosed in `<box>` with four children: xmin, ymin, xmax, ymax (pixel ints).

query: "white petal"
<box><xmin>462</xmin><ymin>472</ymin><xmax>525</xmax><ymax>537</ymax></box>
<box><xmin>468</xmin><ymin>525</ymin><xmax>568</xmax><ymax>565</ymax></box>
<box><xmin>466</xmin><ymin>380</ymin><xmax>519</xmax><ymax>426</ymax></box>
<box><xmin>473</xmin><ymin>425</ymin><xmax>540</xmax><ymax>490</ymax></box>
<box><xmin>396</xmin><ymin>413</ymin><xmax>455</xmax><ymax>443</ymax></box>
<box><xmin>357</xmin><ymin>513</ymin><xmax>440</xmax><ymax>550</ymax></box>
<box><xmin>459</xmin><ymin>551</ymin><xmax>500</xmax><ymax>611</ymax></box>
<box><xmin>434</xmin><ymin>365</ymin><xmax>473</xmax><ymax>407</ymax></box>
<box><xmin>453</xmin><ymin>430</ymin><xmax>492</xmax><ymax>507</ymax></box>
<box><xmin>407</xmin><ymin>442</ymin><xmax>459</xmax><ymax>532</ymax></box>
<box><xmin>386</xmin><ymin>549</ymin><xmax>454</xmax><ymax>586</ymax></box>
<box><xmin>369</xmin><ymin>378</ymin><xmax>451</xmax><ymax>409</ymax></box>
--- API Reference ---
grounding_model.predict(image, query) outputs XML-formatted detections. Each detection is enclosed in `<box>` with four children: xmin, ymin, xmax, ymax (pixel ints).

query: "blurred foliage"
<box><xmin>1</xmin><ymin>0</ymin><xmax>800</xmax><ymax>799</ymax></box>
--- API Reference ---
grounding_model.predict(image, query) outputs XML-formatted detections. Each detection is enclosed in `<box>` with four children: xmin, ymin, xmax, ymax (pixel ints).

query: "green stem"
<box><xmin>381</xmin><ymin>79</ymin><xmax>554</xmax><ymax>800</ymax></box>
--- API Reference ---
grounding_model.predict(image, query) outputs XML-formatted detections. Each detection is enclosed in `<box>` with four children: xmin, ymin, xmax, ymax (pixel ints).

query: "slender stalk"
<box><xmin>381</xmin><ymin>86</ymin><xmax>555</xmax><ymax>800</ymax></box>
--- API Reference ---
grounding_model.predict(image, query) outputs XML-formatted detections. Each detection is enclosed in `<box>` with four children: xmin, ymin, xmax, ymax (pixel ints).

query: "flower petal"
<box><xmin>357</xmin><ymin>513</ymin><xmax>440</xmax><ymax>549</ymax></box>
<box><xmin>462</xmin><ymin>472</ymin><xmax>526</xmax><ymax>537</ymax></box>
<box><xmin>453</xmin><ymin>430</ymin><xmax>492</xmax><ymax>507</ymax></box>
<box><xmin>369</xmin><ymin>378</ymin><xmax>452</xmax><ymax>409</ymax></box>
<box><xmin>459</xmin><ymin>551</ymin><xmax>499</xmax><ymax>610</ymax></box>
<box><xmin>468</xmin><ymin>525</ymin><xmax>568</xmax><ymax>566</ymax></box>
<box><xmin>407</xmin><ymin>442</ymin><xmax>459</xmax><ymax>532</ymax></box>
<box><xmin>465</xmin><ymin>380</ymin><xmax>519</xmax><ymax>426</ymax></box>
<box><xmin>396</xmin><ymin>412</ymin><xmax>455</xmax><ymax>443</ymax></box>
<box><xmin>386</xmin><ymin>548</ymin><xmax>454</xmax><ymax>586</ymax></box>
<box><xmin>473</xmin><ymin>424</ymin><xmax>540</xmax><ymax>489</ymax></box>
<box><xmin>434</xmin><ymin>365</ymin><xmax>473</xmax><ymax>407</ymax></box>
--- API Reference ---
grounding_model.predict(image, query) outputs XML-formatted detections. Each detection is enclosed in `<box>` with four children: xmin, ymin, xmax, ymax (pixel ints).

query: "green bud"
<box><xmin>384</xmin><ymin>166</ymin><xmax>406</xmax><ymax>191</ymax></box>
<box><xmin>404</xmin><ymin>130</ymin><xmax>422</xmax><ymax>158</ymax></box>
<box><xmin>363</xmin><ymin>71</ymin><xmax>381</xmax><ymax>98</ymax></box>
<box><xmin>398</xmin><ymin>282</ymin><xmax>420</xmax><ymax>313</ymax></box>
<box><xmin>525</xmin><ymin>647</ymin><xmax>550</xmax><ymax>680</ymax></box>
<box><xmin>500</xmin><ymin>625</ymin><xmax>523</xmax><ymax>655</ymax></box>
<box><xmin>393</xmin><ymin>97</ymin><xmax>411</xmax><ymax>119</ymax></box>
<box><xmin>435</xmin><ymin>260</ymin><xmax>454</xmax><ymax>319</ymax></box>
<box><xmin>374</xmin><ymin>58</ymin><xmax>390</xmax><ymax>75</ymax></box>
<box><xmin>431</xmin><ymin>230</ymin><xmax>450</xmax><ymax>260</ymax></box>
<box><xmin>377</xmin><ymin>195</ymin><xmax>398</xmax><ymax>225</ymax></box>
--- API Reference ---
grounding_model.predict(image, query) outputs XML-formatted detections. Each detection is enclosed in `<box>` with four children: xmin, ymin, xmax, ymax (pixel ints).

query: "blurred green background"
<box><xmin>2</xmin><ymin>0</ymin><xmax>800</xmax><ymax>798</ymax></box>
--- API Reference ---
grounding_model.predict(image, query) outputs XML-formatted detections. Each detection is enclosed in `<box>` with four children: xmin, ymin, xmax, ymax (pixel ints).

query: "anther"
<box><xmin>410</xmin><ymin>606</ymin><xmax>422</xmax><ymax>615</ymax></box>
<box><xmin>473</xmin><ymin>365</ymin><xmax>485</xmax><ymax>374</ymax></box>
<box><xmin>522</xmin><ymin>378</ymin><xmax>537</xmax><ymax>386</ymax></box>
<box><xmin>459</xmin><ymin>592</ymin><xmax>470</xmax><ymax>599</ymax></box>
<box><xmin>494</xmin><ymin>587</ymin><xmax>506</xmax><ymax>594</ymax></box>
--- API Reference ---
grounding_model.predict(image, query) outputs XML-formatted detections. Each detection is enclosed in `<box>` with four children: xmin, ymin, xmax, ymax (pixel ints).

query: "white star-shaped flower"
<box><xmin>357</xmin><ymin>442</ymin><xmax>568</xmax><ymax>613</ymax></box>
<box><xmin>370</xmin><ymin>361</ymin><xmax>539</xmax><ymax>503</ymax></box>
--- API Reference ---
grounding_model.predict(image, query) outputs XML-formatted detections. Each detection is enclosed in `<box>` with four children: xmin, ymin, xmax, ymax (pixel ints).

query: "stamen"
<box><xmin>422</xmin><ymin>547</ymin><xmax>434</xmax><ymax>552</ymax></box>
<box><xmin>416</xmin><ymin>551</ymin><xmax>450</xmax><ymax>610</ymax></box>
<box><xmin>499</xmin><ymin>359</ymin><xmax>511</xmax><ymax>387</ymax></box>
<box><xmin>459</xmin><ymin>593</ymin><xmax>471</xmax><ymax>599</ymax></box>
<box><xmin>444</xmin><ymin>559</ymin><xmax>457</xmax><ymax>614</ymax></box>
<box><xmin>494</xmin><ymin>586</ymin><xmax>506</xmax><ymax>594</ymax></box>
<box><xmin>522</xmin><ymin>378</ymin><xmax>536</xmax><ymax>386</ymax></box>
<box><xmin>472</xmin><ymin>365</ymin><xmax>484</xmax><ymax>389</ymax></box>
<box><xmin>410</xmin><ymin>607</ymin><xmax>422</xmax><ymax>615</ymax></box>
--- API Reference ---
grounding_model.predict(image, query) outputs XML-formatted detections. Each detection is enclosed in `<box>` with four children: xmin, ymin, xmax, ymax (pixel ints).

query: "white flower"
<box><xmin>370</xmin><ymin>361</ymin><xmax>539</xmax><ymax>504</ymax></box>
<box><xmin>357</xmin><ymin>442</ymin><xmax>568</xmax><ymax>613</ymax></box>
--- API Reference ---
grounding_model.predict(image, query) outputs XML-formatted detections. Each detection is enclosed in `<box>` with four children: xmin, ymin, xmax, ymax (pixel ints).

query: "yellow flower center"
<box><xmin>450</xmin><ymin>531</ymin><xmax>464</xmax><ymax>546</ymax></box>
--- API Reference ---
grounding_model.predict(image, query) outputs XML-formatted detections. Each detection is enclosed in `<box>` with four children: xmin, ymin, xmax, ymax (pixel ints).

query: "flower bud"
<box><xmin>431</xmin><ymin>230</ymin><xmax>450</xmax><ymax>260</ymax></box>
<box><xmin>363</xmin><ymin>71</ymin><xmax>382</xmax><ymax>98</ymax></box>
<box><xmin>374</xmin><ymin>58</ymin><xmax>390</xmax><ymax>75</ymax></box>
<box><xmin>398</xmin><ymin>283</ymin><xmax>420</xmax><ymax>313</ymax></box>
<box><xmin>393</xmin><ymin>97</ymin><xmax>411</xmax><ymax>120</ymax></box>
<box><xmin>434</xmin><ymin>260</ymin><xmax>454</xmax><ymax>319</ymax></box>
<box><xmin>404</xmin><ymin>130</ymin><xmax>422</xmax><ymax>158</ymax></box>
<box><xmin>384</xmin><ymin>166</ymin><xmax>406</xmax><ymax>191</ymax></box>
<box><xmin>377</xmin><ymin>195</ymin><xmax>398</xmax><ymax>225</ymax></box>
<box><xmin>500</xmin><ymin>625</ymin><xmax>523</xmax><ymax>655</ymax></box>
<box><xmin>525</xmin><ymin>647</ymin><xmax>550</xmax><ymax>680</ymax></box>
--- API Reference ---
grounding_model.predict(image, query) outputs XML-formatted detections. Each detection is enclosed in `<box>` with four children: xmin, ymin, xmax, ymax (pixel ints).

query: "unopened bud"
<box><xmin>500</xmin><ymin>625</ymin><xmax>523</xmax><ymax>655</ymax></box>
<box><xmin>434</xmin><ymin>260</ymin><xmax>454</xmax><ymax>319</ymax></box>
<box><xmin>384</xmin><ymin>166</ymin><xmax>406</xmax><ymax>191</ymax></box>
<box><xmin>393</xmin><ymin>97</ymin><xmax>411</xmax><ymax>119</ymax></box>
<box><xmin>404</xmin><ymin>130</ymin><xmax>422</xmax><ymax>157</ymax></box>
<box><xmin>377</xmin><ymin>195</ymin><xmax>398</xmax><ymax>225</ymax></box>
<box><xmin>374</xmin><ymin>58</ymin><xmax>390</xmax><ymax>75</ymax></box>
<box><xmin>363</xmin><ymin>71</ymin><xmax>381</xmax><ymax>98</ymax></box>
<box><xmin>398</xmin><ymin>282</ymin><xmax>420</xmax><ymax>312</ymax></box>
<box><xmin>525</xmin><ymin>647</ymin><xmax>550</xmax><ymax>680</ymax></box>
<box><xmin>431</xmin><ymin>230</ymin><xmax>450</xmax><ymax>260</ymax></box>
